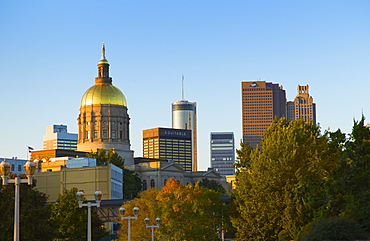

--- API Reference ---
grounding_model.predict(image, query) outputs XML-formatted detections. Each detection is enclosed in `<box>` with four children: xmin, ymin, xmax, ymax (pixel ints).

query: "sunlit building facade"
<box><xmin>210</xmin><ymin>132</ymin><xmax>235</xmax><ymax>181</ymax></box>
<box><xmin>43</xmin><ymin>124</ymin><xmax>78</xmax><ymax>150</ymax></box>
<box><xmin>287</xmin><ymin>85</ymin><xmax>316</xmax><ymax>125</ymax></box>
<box><xmin>142</xmin><ymin>127</ymin><xmax>192</xmax><ymax>172</ymax></box>
<box><xmin>242</xmin><ymin>81</ymin><xmax>286</xmax><ymax>148</ymax></box>
<box><xmin>172</xmin><ymin>100</ymin><xmax>197</xmax><ymax>171</ymax></box>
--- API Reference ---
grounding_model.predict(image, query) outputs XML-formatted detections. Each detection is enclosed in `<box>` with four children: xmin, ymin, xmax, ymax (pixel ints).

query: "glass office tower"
<box><xmin>210</xmin><ymin>132</ymin><xmax>235</xmax><ymax>181</ymax></box>
<box><xmin>172</xmin><ymin>100</ymin><xmax>197</xmax><ymax>171</ymax></box>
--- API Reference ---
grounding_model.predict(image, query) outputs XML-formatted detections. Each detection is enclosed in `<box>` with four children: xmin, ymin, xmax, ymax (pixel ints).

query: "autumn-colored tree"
<box><xmin>231</xmin><ymin>118</ymin><xmax>341</xmax><ymax>240</ymax></box>
<box><xmin>118</xmin><ymin>178</ymin><xmax>224</xmax><ymax>240</ymax></box>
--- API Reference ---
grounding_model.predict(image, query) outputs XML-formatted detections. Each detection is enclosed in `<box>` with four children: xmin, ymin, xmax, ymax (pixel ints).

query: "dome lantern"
<box><xmin>80</xmin><ymin>44</ymin><xmax>127</xmax><ymax>107</ymax></box>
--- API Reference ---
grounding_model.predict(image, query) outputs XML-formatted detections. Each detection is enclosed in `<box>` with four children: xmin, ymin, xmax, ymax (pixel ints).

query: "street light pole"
<box><xmin>119</xmin><ymin>206</ymin><xmax>139</xmax><ymax>241</ymax></box>
<box><xmin>144</xmin><ymin>217</ymin><xmax>161</xmax><ymax>241</ymax></box>
<box><xmin>0</xmin><ymin>159</ymin><xmax>36</xmax><ymax>241</ymax></box>
<box><xmin>76</xmin><ymin>190</ymin><xmax>103</xmax><ymax>241</ymax></box>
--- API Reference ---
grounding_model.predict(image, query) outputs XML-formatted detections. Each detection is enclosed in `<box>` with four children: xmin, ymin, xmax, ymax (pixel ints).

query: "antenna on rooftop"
<box><xmin>182</xmin><ymin>74</ymin><xmax>185</xmax><ymax>101</ymax></box>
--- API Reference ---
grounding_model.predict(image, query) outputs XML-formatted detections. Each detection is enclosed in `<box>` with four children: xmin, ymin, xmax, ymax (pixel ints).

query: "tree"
<box><xmin>122</xmin><ymin>168</ymin><xmax>142</xmax><ymax>199</ymax></box>
<box><xmin>0</xmin><ymin>175</ymin><xmax>55</xmax><ymax>241</ymax></box>
<box><xmin>86</xmin><ymin>149</ymin><xmax>142</xmax><ymax>198</ymax></box>
<box><xmin>231</xmin><ymin>118</ymin><xmax>341</xmax><ymax>240</ymax></box>
<box><xmin>50</xmin><ymin>187</ymin><xmax>108</xmax><ymax>240</ymax></box>
<box><xmin>296</xmin><ymin>217</ymin><xmax>369</xmax><ymax>241</ymax></box>
<box><xmin>118</xmin><ymin>178</ymin><xmax>224</xmax><ymax>240</ymax></box>
<box><xmin>322</xmin><ymin>116</ymin><xmax>370</xmax><ymax>232</ymax></box>
<box><xmin>199</xmin><ymin>178</ymin><xmax>226</xmax><ymax>194</ymax></box>
<box><xmin>86</xmin><ymin>148</ymin><xmax>125</xmax><ymax>168</ymax></box>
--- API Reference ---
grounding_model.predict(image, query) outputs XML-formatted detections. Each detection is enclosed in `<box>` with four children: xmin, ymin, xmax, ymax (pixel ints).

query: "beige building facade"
<box><xmin>127</xmin><ymin>158</ymin><xmax>223</xmax><ymax>191</ymax></box>
<box><xmin>34</xmin><ymin>164</ymin><xmax>123</xmax><ymax>202</ymax></box>
<box><xmin>287</xmin><ymin>85</ymin><xmax>316</xmax><ymax>124</ymax></box>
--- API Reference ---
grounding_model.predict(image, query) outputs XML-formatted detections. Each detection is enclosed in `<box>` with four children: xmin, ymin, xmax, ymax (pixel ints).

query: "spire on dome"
<box><xmin>102</xmin><ymin>42</ymin><xmax>106</xmax><ymax>60</ymax></box>
<box><xmin>96</xmin><ymin>43</ymin><xmax>112</xmax><ymax>84</ymax></box>
<box><xmin>99</xmin><ymin>42</ymin><xmax>109</xmax><ymax>64</ymax></box>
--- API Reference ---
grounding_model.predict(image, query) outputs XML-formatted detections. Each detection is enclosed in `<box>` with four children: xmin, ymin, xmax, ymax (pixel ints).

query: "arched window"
<box><xmin>150</xmin><ymin>179</ymin><xmax>155</xmax><ymax>188</ymax></box>
<box><xmin>142</xmin><ymin>180</ymin><xmax>147</xmax><ymax>191</ymax></box>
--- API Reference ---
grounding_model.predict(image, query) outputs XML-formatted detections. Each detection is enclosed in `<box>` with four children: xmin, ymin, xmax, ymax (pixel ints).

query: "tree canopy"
<box><xmin>231</xmin><ymin>118</ymin><xmax>341</xmax><ymax>240</ymax></box>
<box><xmin>50</xmin><ymin>187</ymin><xmax>108</xmax><ymax>241</ymax></box>
<box><xmin>118</xmin><ymin>178</ymin><xmax>225</xmax><ymax>240</ymax></box>
<box><xmin>0</xmin><ymin>175</ymin><xmax>54</xmax><ymax>241</ymax></box>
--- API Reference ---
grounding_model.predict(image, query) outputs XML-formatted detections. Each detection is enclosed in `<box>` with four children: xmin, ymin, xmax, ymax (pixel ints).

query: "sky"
<box><xmin>1</xmin><ymin>1</ymin><xmax>370</xmax><ymax>171</ymax></box>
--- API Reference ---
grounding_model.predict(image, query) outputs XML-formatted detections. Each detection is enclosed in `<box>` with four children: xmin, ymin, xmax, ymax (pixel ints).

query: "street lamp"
<box><xmin>119</xmin><ymin>206</ymin><xmax>139</xmax><ymax>241</ymax></box>
<box><xmin>76</xmin><ymin>190</ymin><xmax>103</xmax><ymax>241</ymax></box>
<box><xmin>144</xmin><ymin>217</ymin><xmax>161</xmax><ymax>241</ymax></box>
<box><xmin>0</xmin><ymin>158</ymin><xmax>36</xmax><ymax>241</ymax></box>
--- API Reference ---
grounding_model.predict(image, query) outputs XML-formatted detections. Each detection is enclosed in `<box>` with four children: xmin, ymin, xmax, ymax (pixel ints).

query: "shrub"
<box><xmin>296</xmin><ymin>216</ymin><xmax>369</xmax><ymax>241</ymax></box>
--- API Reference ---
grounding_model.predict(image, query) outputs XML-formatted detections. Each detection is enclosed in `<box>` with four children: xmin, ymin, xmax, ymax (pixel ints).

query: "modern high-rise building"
<box><xmin>77</xmin><ymin>44</ymin><xmax>134</xmax><ymax>165</ymax></box>
<box><xmin>43</xmin><ymin>124</ymin><xmax>78</xmax><ymax>150</ymax></box>
<box><xmin>172</xmin><ymin>100</ymin><xmax>197</xmax><ymax>171</ymax></box>
<box><xmin>287</xmin><ymin>85</ymin><xmax>316</xmax><ymax>125</ymax></box>
<box><xmin>142</xmin><ymin>127</ymin><xmax>193</xmax><ymax>172</ymax></box>
<box><xmin>210</xmin><ymin>132</ymin><xmax>235</xmax><ymax>181</ymax></box>
<box><xmin>242</xmin><ymin>81</ymin><xmax>287</xmax><ymax>147</ymax></box>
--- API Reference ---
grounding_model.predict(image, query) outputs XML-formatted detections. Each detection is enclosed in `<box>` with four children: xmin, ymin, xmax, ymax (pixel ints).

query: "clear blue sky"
<box><xmin>1</xmin><ymin>1</ymin><xmax>370</xmax><ymax>170</ymax></box>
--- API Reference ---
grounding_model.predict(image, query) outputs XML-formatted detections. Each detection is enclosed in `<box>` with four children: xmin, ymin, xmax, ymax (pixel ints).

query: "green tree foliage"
<box><xmin>231</xmin><ymin>118</ymin><xmax>341</xmax><ymax>240</ymax></box>
<box><xmin>122</xmin><ymin>168</ymin><xmax>142</xmax><ymax>199</ymax></box>
<box><xmin>0</xmin><ymin>175</ymin><xmax>54</xmax><ymax>241</ymax></box>
<box><xmin>199</xmin><ymin>178</ymin><xmax>226</xmax><ymax>194</ymax></box>
<box><xmin>323</xmin><ymin>116</ymin><xmax>370</xmax><ymax>232</ymax></box>
<box><xmin>296</xmin><ymin>217</ymin><xmax>369</xmax><ymax>241</ymax></box>
<box><xmin>118</xmin><ymin>178</ymin><xmax>224</xmax><ymax>241</ymax></box>
<box><xmin>86</xmin><ymin>148</ymin><xmax>125</xmax><ymax>168</ymax></box>
<box><xmin>50</xmin><ymin>187</ymin><xmax>108</xmax><ymax>240</ymax></box>
<box><xmin>86</xmin><ymin>149</ymin><xmax>142</xmax><ymax>199</ymax></box>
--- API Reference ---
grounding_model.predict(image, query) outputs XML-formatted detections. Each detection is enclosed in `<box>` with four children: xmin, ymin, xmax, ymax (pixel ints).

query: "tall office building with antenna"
<box><xmin>172</xmin><ymin>76</ymin><xmax>197</xmax><ymax>171</ymax></box>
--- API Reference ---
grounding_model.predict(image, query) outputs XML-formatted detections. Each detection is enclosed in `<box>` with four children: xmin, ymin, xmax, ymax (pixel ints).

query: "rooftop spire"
<box><xmin>182</xmin><ymin>74</ymin><xmax>185</xmax><ymax>101</ymax></box>
<box><xmin>101</xmin><ymin>42</ymin><xmax>106</xmax><ymax>59</ymax></box>
<box><xmin>99</xmin><ymin>42</ymin><xmax>109</xmax><ymax>64</ymax></box>
<box><xmin>96</xmin><ymin>43</ymin><xmax>112</xmax><ymax>84</ymax></box>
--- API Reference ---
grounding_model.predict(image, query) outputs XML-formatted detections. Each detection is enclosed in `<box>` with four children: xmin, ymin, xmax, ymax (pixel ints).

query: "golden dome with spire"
<box><xmin>80</xmin><ymin>44</ymin><xmax>127</xmax><ymax>107</ymax></box>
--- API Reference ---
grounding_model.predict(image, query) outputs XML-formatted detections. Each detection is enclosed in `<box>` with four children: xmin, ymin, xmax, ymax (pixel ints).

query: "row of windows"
<box><xmin>11</xmin><ymin>165</ymin><xmax>22</xmax><ymax>172</ymax></box>
<box><xmin>85</xmin><ymin>130</ymin><xmax>123</xmax><ymax>139</ymax></box>
<box><xmin>57</xmin><ymin>140</ymin><xmax>77</xmax><ymax>144</ymax></box>
<box><xmin>211</xmin><ymin>143</ymin><xmax>234</xmax><ymax>147</ymax></box>
<box><xmin>85</xmin><ymin>121</ymin><xmax>123</xmax><ymax>126</ymax></box>
<box><xmin>242</xmin><ymin>88</ymin><xmax>269</xmax><ymax>91</ymax></box>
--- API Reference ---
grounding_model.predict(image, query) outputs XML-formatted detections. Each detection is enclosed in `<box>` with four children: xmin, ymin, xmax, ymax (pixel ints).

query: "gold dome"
<box><xmin>80</xmin><ymin>83</ymin><xmax>127</xmax><ymax>107</ymax></box>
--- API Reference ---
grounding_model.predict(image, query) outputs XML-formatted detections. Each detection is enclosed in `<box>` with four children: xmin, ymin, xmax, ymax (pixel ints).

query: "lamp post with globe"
<box><xmin>76</xmin><ymin>190</ymin><xmax>103</xmax><ymax>241</ymax></box>
<box><xmin>119</xmin><ymin>206</ymin><xmax>139</xmax><ymax>241</ymax></box>
<box><xmin>0</xmin><ymin>158</ymin><xmax>36</xmax><ymax>241</ymax></box>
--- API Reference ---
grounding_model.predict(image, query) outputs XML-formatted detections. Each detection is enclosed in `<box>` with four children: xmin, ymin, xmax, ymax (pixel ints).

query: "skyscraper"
<box><xmin>142</xmin><ymin>127</ymin><xmax>193</xmax><ymax>172</ymax></box>
<box><xmin>210</xmin><ymin>132</ymin><xmax>235</xmax><ymax>181</ymax></box>
<box><xmin>43</xmin><ymin>124</ymin><xmax>78</xmax><ymax>150</ymax></box>
<box><xmin>77</xmin><ymin>44</ymin><xmax>134</xmax><ymax>165</ymax></box>
<box><xmin>172</xmin><ymin>100</ymin><xmax>197</xmax><ymax>171</ymax></box>
<box><xmin>287</xmin><ymin>85</ymin><xmax>316</xmax><ymax>125</ymax></box>
<box><xmin>242</xmin><ymin>81</ymin><xmax>287</xmax><ymax>147</ymax></box>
